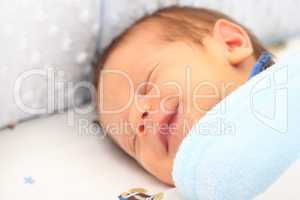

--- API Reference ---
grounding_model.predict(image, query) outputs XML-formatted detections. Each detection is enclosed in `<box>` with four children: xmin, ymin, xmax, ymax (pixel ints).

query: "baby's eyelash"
<box><xmin>144</xmin><ymin>63</ymin><xmax>160</xmax><ymax>94</ymax></box>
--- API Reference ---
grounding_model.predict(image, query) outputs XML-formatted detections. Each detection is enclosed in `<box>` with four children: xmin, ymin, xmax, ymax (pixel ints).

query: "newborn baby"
<box><xmin>95</xmin><ymin>6</ymin><xmax>273</xmax><ymax>185</ymax></box>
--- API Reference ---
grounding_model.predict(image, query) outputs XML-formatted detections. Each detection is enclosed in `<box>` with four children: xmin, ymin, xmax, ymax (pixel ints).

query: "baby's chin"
<box><xmin>153</xmin><ymin>165</ymin><xmax>175</xmax><ymax>186</ymax></box>
<box><xmin>141</xmin><ymin>154</ymin><xmax>175</xmax><ymax>186</ymax></box>
<box><xmin>159</xmin><ymin>172</ymin><xmax>175</xmax><ymax>186</ymax></box>
<box><xmin>153</xmin><ymin>129</ymin><xmax>189</xmax><ymax>185</ymax></box>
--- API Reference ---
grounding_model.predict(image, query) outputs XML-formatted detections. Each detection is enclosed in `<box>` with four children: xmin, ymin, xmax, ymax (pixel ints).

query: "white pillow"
<box><xmin>99</xmin><ymin>0</ymin><xmax>176</xmax><ymax>51</ymax></box>
<box><xmin>0</xmin><ymin>0</ymin><xmax>100</xmax><ymax>128</ymax></box>
<box><xmin>99</xmin><ymin>0</ymin><xmax>300</xmax><ymax>51</ymax></box>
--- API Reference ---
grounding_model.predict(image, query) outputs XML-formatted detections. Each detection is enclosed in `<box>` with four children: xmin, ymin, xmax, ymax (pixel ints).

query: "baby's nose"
<box><xmin>128</xmin><ymin>98</ymin><xmax>154</xmax><ymax>135</ymax></box>
<box><xmin>138</xmin><ymin>110</ymin><xmax>149</xmax><ymax>133</ymax></box>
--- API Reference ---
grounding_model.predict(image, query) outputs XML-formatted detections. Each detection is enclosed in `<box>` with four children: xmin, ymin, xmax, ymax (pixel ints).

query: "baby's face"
<box><xmin>98</xmin><ymin>26</ymin><xmax>252</xmax><ymax>185</ymax></box>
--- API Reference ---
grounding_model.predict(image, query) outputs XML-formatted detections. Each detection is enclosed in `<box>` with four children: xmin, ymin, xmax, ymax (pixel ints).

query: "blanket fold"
<box><xmin>173</xmin><ymin>54</ymin><xmax>300</xmax><ymax>200</ymax></box>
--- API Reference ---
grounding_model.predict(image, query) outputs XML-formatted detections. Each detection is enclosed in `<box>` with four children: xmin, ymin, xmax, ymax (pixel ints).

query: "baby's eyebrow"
<box><xmin>145</xmin><ymin>62</ymin><xmax>160</xmax><ymax>83</ymax></box>
<box><xmin>136</xmin><ymin>62</ymin><xmax>160</xmax><ymax>94</ymax></box>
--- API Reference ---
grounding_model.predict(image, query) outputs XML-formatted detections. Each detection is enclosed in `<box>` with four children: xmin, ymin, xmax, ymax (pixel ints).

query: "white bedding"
<box><xmin>0</xmin><ymin>109</ymin><xmax>299</xmax><ymax>200</ymax></box>
<box><xmin>0</xmin><ymin>39</ymin><xmax>299</xmax><ymax>200</ymax></box>
<box><xmin>0</xmin><ymin>111</ymin><xmax>169</xmax><ymax>200</ymax></box>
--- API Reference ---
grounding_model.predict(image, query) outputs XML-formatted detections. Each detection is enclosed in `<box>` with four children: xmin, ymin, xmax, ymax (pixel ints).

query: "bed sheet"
<box><xmin>0</xmin><ymin>111</ymin><xmax>169</xmax><ymax>200</ymax></box>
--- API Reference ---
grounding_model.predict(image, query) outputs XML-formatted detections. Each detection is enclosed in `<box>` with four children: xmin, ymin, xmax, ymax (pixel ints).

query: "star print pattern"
<box><xmin>0</xmin><ymin>0</ymin><xmax>101</xmax><ymax>128</ymax></box>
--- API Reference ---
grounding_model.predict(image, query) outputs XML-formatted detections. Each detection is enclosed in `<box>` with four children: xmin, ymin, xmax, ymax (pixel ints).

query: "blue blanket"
<box><xmin>173</xmin><ymin>54</ymin><xmax>300</xmax><ymax>200</ymax></box>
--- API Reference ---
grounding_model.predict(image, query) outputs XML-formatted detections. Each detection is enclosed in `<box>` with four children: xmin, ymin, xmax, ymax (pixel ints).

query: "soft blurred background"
<box><xmin>0</xmin><ymin>0</ymin><xmax>299</xmax><ymax>199</ymax></box>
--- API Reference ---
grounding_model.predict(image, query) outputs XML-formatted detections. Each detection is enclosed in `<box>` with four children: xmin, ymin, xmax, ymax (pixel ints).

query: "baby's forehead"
<box><xmin>103</xmin><ymin>23</ymin><xmax>166</xmax><ymax>69</ymax></box>
<box><xmin>124</xmin><ymin>18</ymin><xmax>165</xmax><ymax>41</ymax></box>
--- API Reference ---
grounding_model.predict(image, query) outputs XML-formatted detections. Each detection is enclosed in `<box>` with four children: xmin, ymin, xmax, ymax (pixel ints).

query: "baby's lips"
<box><xmin>158</xmin><ymin>130</ymin><xmax>170</xmax><ymax>153</ymax></box>
<box><xmin>135</xmin><ymin>100</ymin><xmax>179</xmax><ymax>153</ymax></box>
<box><xmin>158</xmin><ymin>109</ymin><xmax>179</xmax><ymax>151</ymax></box>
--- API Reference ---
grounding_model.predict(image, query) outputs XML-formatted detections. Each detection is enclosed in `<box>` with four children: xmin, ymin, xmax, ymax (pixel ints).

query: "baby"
<box><xmin>95</xmin><ymin>6</ymin><xmax>273</xmax><ymax>185</ymax></box>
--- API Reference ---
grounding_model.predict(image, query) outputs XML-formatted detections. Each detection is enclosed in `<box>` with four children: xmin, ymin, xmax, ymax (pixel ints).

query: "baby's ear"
<box><xmin>213</xmin><ymin>19</ymin><xmax>253</xmax><ymax>66</ymax></box>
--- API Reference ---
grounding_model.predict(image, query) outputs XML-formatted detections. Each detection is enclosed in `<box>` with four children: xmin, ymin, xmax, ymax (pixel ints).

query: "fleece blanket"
<box><xmin>173</xmin><ymin>53</ymin><xmax>300</xmax><ymax>200</ymax></box>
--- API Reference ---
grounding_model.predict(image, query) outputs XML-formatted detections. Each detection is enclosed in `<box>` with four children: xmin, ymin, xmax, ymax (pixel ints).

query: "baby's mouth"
<box><xmin>158</xmin><ymin>105</ymin><xmax>179</xmax><ymax>153</ymax></box>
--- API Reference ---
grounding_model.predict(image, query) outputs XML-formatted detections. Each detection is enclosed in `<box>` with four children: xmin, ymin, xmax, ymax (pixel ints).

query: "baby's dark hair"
<box><xmin>95</xmin><ymin>6</ymin><xmax>273</xmax><ymax>88</ymax></box>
